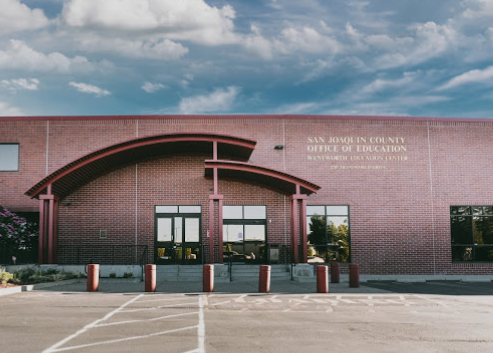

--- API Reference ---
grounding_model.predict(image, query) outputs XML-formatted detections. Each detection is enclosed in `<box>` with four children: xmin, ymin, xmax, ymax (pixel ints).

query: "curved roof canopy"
<box><xmin>26</xmin><ymin>133</ymin><xmax>256</xmax><ymax>199</ymax></box>
<box><xmin>205</xmin><ymin>160</ymin><xmax>320</xmax><ymax>195</ymax></box>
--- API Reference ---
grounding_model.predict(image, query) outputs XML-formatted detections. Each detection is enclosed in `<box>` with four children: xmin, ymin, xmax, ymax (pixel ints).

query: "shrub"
<box><xmin>0</xmin><ymin>271</ymin><xmax>13</xmax><ymax>285</ymax></box>
<box><xmin>109</xmin><ymin>272</ymin><xmax>116</xmax><ymax>278</ymax></box>
<box><xmin>10</xmin><ymin>267</ymin><xmax>76</xmax><ymax>285</ymax></box>
<box><xmin>0</xmin><ymin>205</ymin><xmax>38</xmax><ymax>252</ymax></box>
<box><xmin>123</xmin><ymin>272</ymin><xmax>133</xmax><ymax>278</ymax></box>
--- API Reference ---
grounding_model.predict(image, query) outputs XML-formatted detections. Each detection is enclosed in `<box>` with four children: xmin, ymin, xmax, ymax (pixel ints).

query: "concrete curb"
<box><xmin>0</xmin><ymin>279</ymin><xmax>82</xmax><ymax>296</ymax></box>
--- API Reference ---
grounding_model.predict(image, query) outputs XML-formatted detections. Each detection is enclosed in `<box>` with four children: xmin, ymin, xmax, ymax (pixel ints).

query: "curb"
<box><xmin>0</xmin><ymin>279</ymin><xmax>82</xmax><ymax>296</ymax></box>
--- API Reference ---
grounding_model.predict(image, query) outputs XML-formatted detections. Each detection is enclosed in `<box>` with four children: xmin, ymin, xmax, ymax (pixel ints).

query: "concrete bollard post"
<box><xmin>330</xmin><ymin>262</ymin><xmax>340</xmax><ymax>284</ymax></box>
<box><xmin>316</xmin><ymin>265</ymin><xmax>329</xmax><ymax>293</ymax></box>
<box><xmin>203</xmin><ymin>264</ymin><xmax>214</xmax><ymax>292</ymax></box>
<box><xmin>87</xmin><ymin>264</ymin><xmax>99</xmax><ymax>292</ymax></box>
<box><xmin>259</xmin><ymin>265</ymin><xmax>271</xmax><ymax>293</ymax></box>
<box><xmin>145</xmin><ymin>264</ymin><xmax>156</xmax><ymax>292</ymax></box>
<box><xmin>349</xmin><ymin>263</ymin><xmax>360</xmax><ymax>288</ymax></box>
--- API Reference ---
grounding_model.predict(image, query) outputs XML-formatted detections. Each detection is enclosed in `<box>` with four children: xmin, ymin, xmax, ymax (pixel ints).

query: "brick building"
<box><xmin>1</xmin><ymin>115</ymin><xmax>492</xmax><ymax>275</ymax></box>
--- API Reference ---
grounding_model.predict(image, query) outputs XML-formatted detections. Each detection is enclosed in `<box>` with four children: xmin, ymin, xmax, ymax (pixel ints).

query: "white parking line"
<box><xmin>51</xmin><ymin>325</ymin><xmax>198</xmax><ymax>352</ymax></box>
<box><xmin>42</xmin><ymin>294</ymin><xmax>144</xmax><ymax>353</ymax></box>
<box><xmin>94</xmin><ymin>311</ymin><xmax>199</xmax><ymax>327</ymax></box>
<box><xmin>42</xmin><ymin>294</ymin><xmax>205</xmax><ymax>353</ymax></box>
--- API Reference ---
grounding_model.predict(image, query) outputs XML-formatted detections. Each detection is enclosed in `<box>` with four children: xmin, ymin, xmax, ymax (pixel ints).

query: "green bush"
<box><xmin>0</xmin><ymin>271</ymin><xmax>13</xmax><ymax>285</ymax></box>
<box><xmin>123</xmin><ymin>272</ymin><xmax>133</xmax><ymax>278</ymax></box>
<box><xmin>109</xmin><ymin>272</ymin><xmax>116</xmax><ymax>278</ymax></box>
<box><xmin>10</xmin><ymin>267</ymin><xmax>76</xmax><ymax>285</ymax></box>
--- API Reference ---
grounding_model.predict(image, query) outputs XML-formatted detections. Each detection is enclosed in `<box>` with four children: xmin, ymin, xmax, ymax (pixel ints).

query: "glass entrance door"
<box><xmin>156</xmin><ymin>215</ymin><xmax>201</xmax><ymax>264</ymax></box>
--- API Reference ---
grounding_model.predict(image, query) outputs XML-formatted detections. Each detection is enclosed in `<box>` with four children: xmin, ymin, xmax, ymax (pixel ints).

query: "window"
<box><xmin>451</xmin><ymin>206</ymin><xmax>493</xmax><ymax>262</ymax></box>
<box><xmin>306</xmin><ymin>205</ymin><xmax>350</xmax><ymax>263</ymax></box>
<box><xmin>0</xmin><ymin>143</ymin><xmax>19</xmax><ymax>171</ymax></box>
<box><xmin>155</xmin><ymin>205</ymin><xmax>201</xmax><ymax>214</ymax></box>
<box><xmin>222</xmin><ymin>206</ymin><xmax>267</xmax><ymax>262</ymax></box>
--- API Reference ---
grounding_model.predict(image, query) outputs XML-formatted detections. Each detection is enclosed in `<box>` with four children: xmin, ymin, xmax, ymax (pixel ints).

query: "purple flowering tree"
<box><xmin>0</xmin><ymin>206</ymin><xmax>38</xmax><ymax>258</ymax></box>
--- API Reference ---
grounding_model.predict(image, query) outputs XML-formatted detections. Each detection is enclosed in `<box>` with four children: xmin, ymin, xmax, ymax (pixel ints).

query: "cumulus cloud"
<box><xmin>69</xmin><ymin>82</ymin><xmax>111</xmax><ymax>97</ymax></box>
<box><xmin>0</xmin><ymin>40</ymin><xmax>111</xmax><ymax>73</ymax></box>
<box><xmin>0</xmin><ymin>101</ymin><xmax>23</xmax><ymax>116</ymax></box>
<box><xmin>374</xmin><ymin>22</ymin><xmax>457</xmax><ymax>69</ymax></box>
<box><xmin>142</xmin><ymin>82</ymin><xmax>166</xmax><ymax>93</ymax></box>
<box><xmin>179</xmin><ymin>86</ymin><xmax>239</xmax><ymax>114</ymax></box>
<box><xmin>0</xmin><ymin>0</ymin><xmax>49</xmax><ymax>35</ymax></box>
<box><xmin>275</xmin><ymin>26</ymin><xmax>340</xmax><ymax>55</ymax></box>
<box><xmin>1</xmin><ymin>78</ymin><xmax>40</xmax><ymax>92</ymax></box>
<box><xmin>60</xmin><ymin>0</ymin><xmax>238</xmax><ymax>46</ymax></box>
<box><xmin>438</xmin><ymin>66</ymin><xmax>493</xmax><ymax>90</ymax></box>
<box><xmin>360</xmin><ymin>73</ymin><xmax>416</xmax><ymax>95</ymax></box>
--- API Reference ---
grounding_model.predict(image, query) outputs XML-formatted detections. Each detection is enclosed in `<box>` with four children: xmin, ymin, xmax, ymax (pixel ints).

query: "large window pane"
<box><xmin>179</xmin><ymin>206</ymin><xmax>201</xmax><ymax>214</ymax></box>
<box><xmin>156</xmin><ymin>206</ymin><xmax>178</xmax><ymax>213</ymax></box>
<box><xmin>244</xmin><ymin>225</ymin><xmax>265</xmax><ymax>241</ymax></box>
<box><xmin>185</xmin><ymin>218</ymin><xmax>200</xmax><ymax>242</ymax></box>
<box><xmin>307</xmin><ymin>206</ymin><xmax>325</xmax><ymax>216</ymax></box>
<box><xmin>473</xmin><ymin>217</ymin><xmax>493</xmax><ymax>244</ymax></box>
<box><xmin>326</xmin><ymin>206</ymin><xmax>348</xmax><ymax>216</ymax></box>
<box><xmin>475</xmin><ymin>247</ymin><xmax>493</xmax><ymax>261</ymax></box>
<box><xmin>244</xmin><ymin>206</ymin><xmax>266</xmax><ymax>219</ymax></box>
<box><xmin>451</xmin><ymin>216</ymin><xmax>473</xmax><ymax>244</ymax></box>
<box><xmin>223</xmin><ymin>206</ymin><xmax>243</xmax><ymax>219</ymax></box>
<box><xmin>450</xmin><ymin>206</ymin><xmax>471</xmax><ymax>215</ymax></box>
<box><xmin>157</xmin><ymin>218</ymin><xmax>172</xmax><ymax>242</ymax></box>
<box><xmin>223</xmin><ymin>224</ymin><xmax>243</xmax><ymax>242</ymax></box>
<box><xmin>452</xmin><ymin>246</ymin><xmax>473</xmax><ymax>261</ymax></box>
<box><xmin>0</xmin><ymin>144</ymin><xmax>19</xmax><ymax>171</ymax></box>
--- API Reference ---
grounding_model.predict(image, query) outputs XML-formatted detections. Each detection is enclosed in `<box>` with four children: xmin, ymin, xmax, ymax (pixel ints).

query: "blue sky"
<box><xmin>1</xmin><ymin>0</ymin><xmax>493</xmax><ymax>118</ymax></box>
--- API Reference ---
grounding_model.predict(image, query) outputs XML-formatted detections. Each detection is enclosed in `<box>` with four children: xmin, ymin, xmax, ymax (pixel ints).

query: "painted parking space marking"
<box><xmin>42</xmin><ymin>294</ymin><xmax>205</xmax><ymax>353</ymax></box>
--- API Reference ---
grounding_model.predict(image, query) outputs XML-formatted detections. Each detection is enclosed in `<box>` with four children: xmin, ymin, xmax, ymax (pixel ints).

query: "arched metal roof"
<box><xmin>204</xmin><ymin>160</ymin><xmax>320</xmax><ymax>195</ymax></box>
<box><xmin>26</xmin><ymin>133</ymin><xmax>256</xmax><ymax>199</ymax></box>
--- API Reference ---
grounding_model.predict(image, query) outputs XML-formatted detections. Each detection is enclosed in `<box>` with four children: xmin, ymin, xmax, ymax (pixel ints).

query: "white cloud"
<box><xmin>142</xmin><ymin>82</ymin><xmax>166</xmax><ymax>93</ymax></box>
<box><xmin>275</xmin><ymin>26</ymin><xmax>340</xmax><ymax>55</ymax></box>
<box><xmin>69</xmin><ymin>33</ymin><xmax>189</xmax><ymax>60</ymax></box>
<box><xmin>360</xmin><ymin>73</ymin><xmax>416</xmax><ymax>95</ymax></box>
<box><xmin>179</xmin><ymin>86</ymin><xmax>239</xmax><ymax>114</ymax></box>
<box><xmin>374</xmin><ymin>22</ymin><xmax>457</xmax><ymax>69</ymax></box>
<box><xmin>69</xmin><ymin>82</ymin><xmax>111</xmax><ymax>97</ymax></box>
<box><xmin>61</xmin><ymin>0</ymin><xmax>238</xmax><ymax>46</ymax></box>
<box><xmin>438</xmin><ymin>66</ymin><xmax>493</xmax><ymax>90</ymax></box>
<box><xmin>0</xmin><ymin>40</ymin><xmax>111</xmax><ymax>73</ymax></box>
<box><xmin>0</xmin><ymin>0</ymin><xmax>49</xmax><ymax>35</ymax></box>
<box><xmin>1</xmin><ymin>78</ymin><xmax>40</xmax><ymax>92</ymax></box>
<box><xmin>0</xmin><ymin>101</ymin><xmax>23</xmax><ymax>116</ymax></box>
<box><xmin>244</xmin><ymin>25</ymin><xmax>274</xmax><ymax>60</ymax></box>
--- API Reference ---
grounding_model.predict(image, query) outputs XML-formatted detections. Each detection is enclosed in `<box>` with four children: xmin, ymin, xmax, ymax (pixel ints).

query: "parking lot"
<box><xmin>1</xmin><ymin>280</ymin><xmax>493</xmax><ymax>353</ymax></box>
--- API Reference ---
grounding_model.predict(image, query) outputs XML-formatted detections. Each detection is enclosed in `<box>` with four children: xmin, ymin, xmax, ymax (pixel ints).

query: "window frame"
<box><xmin>450</xmin><ymin>205</ymin><xmax>493</xmax><ymax>263</ymax></box>
<box><xmin>306</xmin><ymin>204</ymin><xmax>351</xmax><ymax>263</ymax></box>
<box><xmin>0</xmin><ymin>143</ymin><xmax>20</xmax><ymax>172</ymax></box>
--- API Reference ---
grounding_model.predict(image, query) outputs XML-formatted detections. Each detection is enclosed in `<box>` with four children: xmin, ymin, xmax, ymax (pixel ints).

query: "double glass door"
<box><xmin>156</xmin><ymin>215</ymin><xmax>201</xmax><ymax>264</ymax></box>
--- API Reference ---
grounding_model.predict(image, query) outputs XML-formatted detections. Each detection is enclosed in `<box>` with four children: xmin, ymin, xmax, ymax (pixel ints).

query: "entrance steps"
<box><xmin>228</xmin><ymin>264</ymin><xmax>291</xmax><ymax>282</ymax></box>
<box><xmin>155</xmin><ymin>264</ymin><xmax>291</xmax><ymax>282</ymax></box>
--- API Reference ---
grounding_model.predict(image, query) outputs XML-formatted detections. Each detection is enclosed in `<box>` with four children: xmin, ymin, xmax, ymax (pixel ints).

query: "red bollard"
<box><xmin>145</xmin><ymin>264</ymin><xmax>156</xmax><ymax>292</ymax></box>
<box><xmin>317</xmin><ymin>265</ymin><xmax>329</xmax><ymax>293</ymax></box>
<box><xmin>203</xmin><ymin>264</ymin><xmax>214</xmax><ymax>292</ymax></box>
<box><xmin>87</xmin><ymin>264</ymin><xmax>99</xmax><ymax>292</ymax></box>
<box><xmin>330</xmin><ymin>262</ymin><xmax>340</xmax><ymax>284</ymax></box>
<box><xmin>349</xmin><ymin>263</ymin><xmax>360</xmax><ymax>288</ymax></box>
<box><xmin>259</xmin><ymin>265</ymin><xmax>271</xmax><ymax>293</ymax></box>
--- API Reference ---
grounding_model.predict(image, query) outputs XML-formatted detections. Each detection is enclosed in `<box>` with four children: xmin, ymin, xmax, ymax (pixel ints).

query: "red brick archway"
<box><xmin>25</xmin><ymin>133</ymin><xmax>320</xmax><ymax>265</ymax></box>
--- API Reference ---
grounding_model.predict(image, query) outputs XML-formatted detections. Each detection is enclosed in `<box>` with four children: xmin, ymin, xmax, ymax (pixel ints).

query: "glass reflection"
<box><xmin>473</xmin><ymin>217</ymin><xmax>493</xmax><ymax>245</ymax></box>
<box><xmin>451</xmin><ymin>216</ymin><xmax>473</xmax><ymax>244</ymax></box>
<box><xmin>157</xmin><ymin>218</ymin><xmax>172</xmax><ymax>242</ymax></box>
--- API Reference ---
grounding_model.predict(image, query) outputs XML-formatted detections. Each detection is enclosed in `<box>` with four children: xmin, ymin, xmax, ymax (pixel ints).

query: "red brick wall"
<box><xmin>2</xmin><ymin>115</ymin><xmax>493</xmax><ymax>275</ymax></box>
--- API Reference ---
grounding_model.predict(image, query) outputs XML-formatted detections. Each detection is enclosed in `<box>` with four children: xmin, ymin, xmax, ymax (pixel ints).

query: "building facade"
<box><xmin>1</xmin><ymin>115</ymin><xmax>493</xmax><ymax>275</ymax></box>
